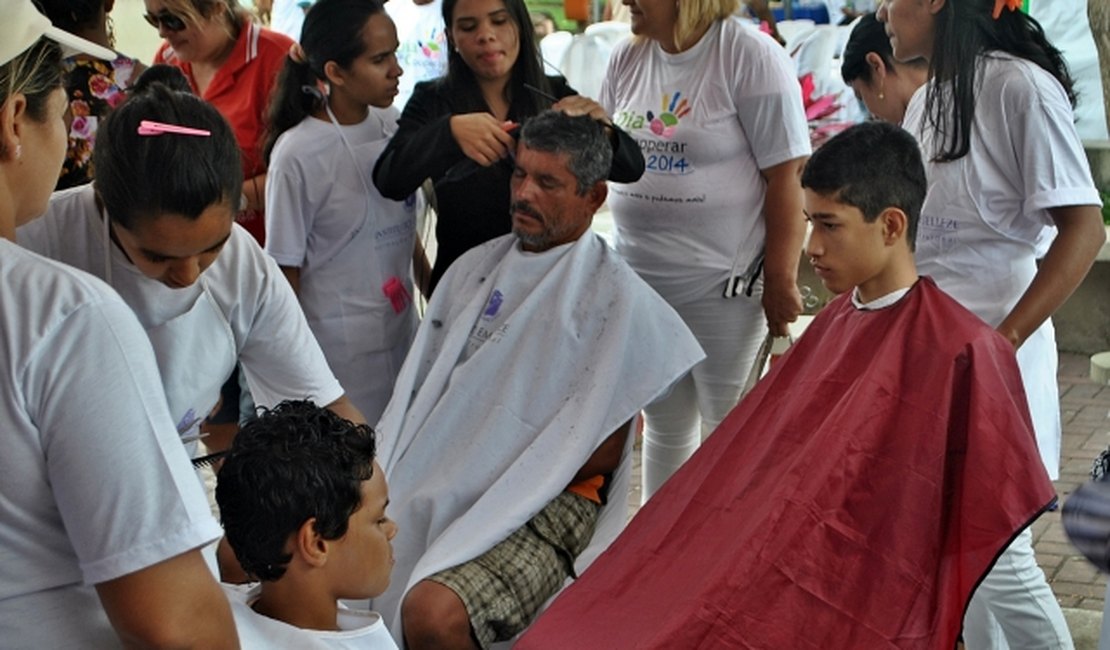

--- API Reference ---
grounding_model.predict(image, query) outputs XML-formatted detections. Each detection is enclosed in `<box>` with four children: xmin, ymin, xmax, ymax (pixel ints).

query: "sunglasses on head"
<box><xmin>144</xmin><ymin>11</ymin><xmax>188</xmax><ymax>32</ymax></box>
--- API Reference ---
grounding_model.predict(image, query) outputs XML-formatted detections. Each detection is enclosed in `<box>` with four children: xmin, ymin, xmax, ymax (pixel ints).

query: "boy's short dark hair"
<box><xmin>215</xmin><ymin>400</ymin><xmax>377</xmax><ymax>582</ymax></box>
<box><xmin>801</xmin><ymin>121</ymin><xmax>926</xmax><ymax>250</ymax></box>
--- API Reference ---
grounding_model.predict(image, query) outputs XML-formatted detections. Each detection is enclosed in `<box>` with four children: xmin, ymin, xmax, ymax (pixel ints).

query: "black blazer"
<box><xmin>373</xmin><ymin>75</ymin><xmax>645</xmax><ymax>292</ymax></box>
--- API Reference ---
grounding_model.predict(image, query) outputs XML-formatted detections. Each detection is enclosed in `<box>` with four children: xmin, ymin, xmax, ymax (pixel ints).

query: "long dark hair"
<box><xmin>924</xmin><ymin>0</ymin><xmax>1074</xmax><ymax>162</ymax></box>
<box><xmin>262</xmin><ymin>0</ymin><xmax>387</xmax><ymax>163</ymax></box>
<box><xmin>441</xmin><ymin>0</ymin><xmax>551</xmax><ymax>116</ymax></box>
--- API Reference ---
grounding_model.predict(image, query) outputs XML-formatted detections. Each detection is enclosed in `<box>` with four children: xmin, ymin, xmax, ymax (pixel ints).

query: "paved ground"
<box><xmin>624</xmin><ymin>351</ymin><xmax>1110</xmax><ymax>647</ymax></box>
<box><xmin>1042</xmin><ymin>352</ymin><xmax>1110</xmax><ymax>648</ymax></box>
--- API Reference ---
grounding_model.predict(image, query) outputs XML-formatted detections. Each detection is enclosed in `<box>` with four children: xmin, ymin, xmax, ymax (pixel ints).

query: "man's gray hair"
<box><xmin>519</xmin><ymin>110</ymin><xmax>612</xmax><ymax>195</ymax></box>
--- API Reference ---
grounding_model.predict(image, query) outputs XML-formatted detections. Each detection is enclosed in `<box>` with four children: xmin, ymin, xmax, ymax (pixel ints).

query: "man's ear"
<box><xmin>0</xmin><ymin>94</ymin><xmax>28</xmax><ymax>161</ymax></box>
<box><xmin>880</xmin><ymin>207</ymin><xmax>909</xmax><ymax>246</ymax></box>
<box><xmin>586</xmin><ymin>180</ymin><xmax>608</xmax><ymax>213</ymax></box>
<box><xmin>294</xmin><ymin>518</ymin><xmax>330</xmax><ymax>568</ymax></box>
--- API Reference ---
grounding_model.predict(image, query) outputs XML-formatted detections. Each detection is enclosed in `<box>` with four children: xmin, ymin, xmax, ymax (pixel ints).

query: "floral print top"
<box><xmin>57</xmin><ymin>54</ymin><xmax>142</xmax><ymax>190</ymax></box>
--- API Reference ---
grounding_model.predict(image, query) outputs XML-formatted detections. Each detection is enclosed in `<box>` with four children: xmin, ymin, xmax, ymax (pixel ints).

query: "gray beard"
<box><xmin>512</xmin><ymin>226</ymin><xmax>551</xmax><ymax>249</ymax></box>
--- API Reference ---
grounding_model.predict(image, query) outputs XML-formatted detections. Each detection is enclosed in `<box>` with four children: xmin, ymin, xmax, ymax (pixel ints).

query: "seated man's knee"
<box><xmin>402</xmin><ymin>580</ymin><xmax>477</xmax><ymax>650</ymax></box>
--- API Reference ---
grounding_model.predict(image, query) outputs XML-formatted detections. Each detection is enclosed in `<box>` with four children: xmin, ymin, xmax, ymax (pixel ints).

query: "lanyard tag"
<box><xmin>382</xmin><ymin>276</ymin><xmax>412</xmax><ymax>314</ymax></box>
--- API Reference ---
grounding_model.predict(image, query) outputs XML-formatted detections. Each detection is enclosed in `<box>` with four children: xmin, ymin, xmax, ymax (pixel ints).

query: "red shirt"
<box><xmin>155</xmin><ymin>20</ymin><xmax>292</xmax><ymax>245</ymax></box>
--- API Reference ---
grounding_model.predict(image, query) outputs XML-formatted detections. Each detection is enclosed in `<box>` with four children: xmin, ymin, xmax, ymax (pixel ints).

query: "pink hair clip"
<box><xmin>137</xmin><ymin>120</ymin><xmax>211</xmax><ymax>137</ymax></box>
<box><xmin>992</xmin><ymin>0</ymin><xmax>1021</xmax><ymax>19</ymax></box>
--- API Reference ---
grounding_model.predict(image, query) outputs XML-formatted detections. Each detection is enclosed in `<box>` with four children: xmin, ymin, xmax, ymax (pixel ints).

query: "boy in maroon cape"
<box><xmin>517</xmin><ymin>121</ymin><xmax>1056</xmax><ymax>650</ymax></box>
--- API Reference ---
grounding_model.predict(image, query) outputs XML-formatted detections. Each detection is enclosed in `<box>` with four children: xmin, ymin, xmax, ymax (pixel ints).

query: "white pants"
<box><xmin>641</xmin><ymin>293</ymin><xmax>766</xmax><ymax>501</ymax></box>
<box><xmin>963</xmin><ymin>527</ymin><xmax>1074</xmax><ymax>649</ymax></box>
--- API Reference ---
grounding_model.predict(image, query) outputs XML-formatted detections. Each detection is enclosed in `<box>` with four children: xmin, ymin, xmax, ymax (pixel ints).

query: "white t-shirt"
<box><xmin>18</xmin><ymin>184</ymin><xmax>344</xmax><ymax>438</ymax></box>
<box><xmin>265</xmin><ymin>109</ymin><xmax>417</xmax><ymax>420</ymax></box>
<box><xmin>903</xmin><ymin>52</ymin><xmax>1101</xmax><ymax>478</ymax></box>
<box><xmin>265</xmin><ymin>108</ymin><xmax>413</xmax><ymax>295</ymax></box>
<box><xmin>0</xmin><ymin>240</ymin><xmax>222</xmax><ymax>648</ymax></box>
<box><xmin>224</xmin><ymin>584</ymin><xmax>399</xmax><ymax>649</ymax></box>
<box><xmin>600</xmin><ymin>17</ymin><xmax>811</xmax><ymax>305</ymax></box>
<box><xmin>387</xmin><ymin>0</ymin><xmax>448</xmax><ymax>110</ymax></box>
<box><xmin>904</xmin><ymin>52</ymin><xmax>1101</xmax><ymax>326</ymax></box>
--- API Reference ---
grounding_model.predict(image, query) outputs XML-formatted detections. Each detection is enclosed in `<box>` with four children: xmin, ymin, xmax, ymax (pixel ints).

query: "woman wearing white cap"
<box><xmin>0</xmin><ymin>1</ymin><xmax>237</xmax><ymax>646</ymax></box>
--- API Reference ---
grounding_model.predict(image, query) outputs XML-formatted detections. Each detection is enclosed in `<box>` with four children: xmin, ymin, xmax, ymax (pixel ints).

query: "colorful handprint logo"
<box><xmin>646</xmin><ymin>92</ymin><xmax>691</xmax><ymax>138</ymax></box>
<box><xmin>418</xmin><ymin>27</ymin><xmax>444</xmax><ymax>59</ymax></box>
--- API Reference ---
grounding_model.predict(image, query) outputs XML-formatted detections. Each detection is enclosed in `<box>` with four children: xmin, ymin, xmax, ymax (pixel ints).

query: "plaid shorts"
<box><xmin>426</xmin><ymin>491</ymin><xmax>600</xmax><ymax>648</ymax></box>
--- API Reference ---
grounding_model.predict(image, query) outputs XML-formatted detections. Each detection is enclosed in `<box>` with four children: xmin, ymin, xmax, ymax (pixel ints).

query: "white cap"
<box><xmin>1</xmin><ymin>0</ymin><xmax>118</xmax><ymax>67</ymax></box>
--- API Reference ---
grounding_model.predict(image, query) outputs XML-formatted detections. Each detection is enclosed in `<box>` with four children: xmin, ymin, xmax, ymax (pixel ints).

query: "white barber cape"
<box><xmin>373</xmin><ymin>232</ymin><xmax>704</xmax><ymax>636</ymax></box>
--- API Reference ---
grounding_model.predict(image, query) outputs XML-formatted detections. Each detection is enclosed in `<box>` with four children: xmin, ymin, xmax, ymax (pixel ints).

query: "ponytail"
<box><xmin>262</xmin><ymin>55</ymin><xmax>321</xmax><ymax>164</ymax></box>
<box><xmin>261</xmin><ymin>0</ymin><xmax>387</xmax><ymax>164</ymax></box>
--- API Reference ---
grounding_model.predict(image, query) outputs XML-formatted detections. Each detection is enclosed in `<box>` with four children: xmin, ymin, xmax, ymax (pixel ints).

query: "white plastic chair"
<box><xmin>561</xmin><ymin>24</ymin><xmax>630</xmax><ymax>99</ymax></box>
<box><xmin>539</xmin><ymin>30</ymin><xmax>573</xmax><ymax>76</ymax></box>
<box><xmin>791</xmin><ymin>24</ymin><xmax>838</xmax><ymax>87</ymax></box>
<box><xmin>583</xmin><ymin>20</ymin><xmax>632</xmax><ymax>50</ymax></box>
<box><xmin>777</xmin><ymin>18</ymin><xmax>817</xmax><ymax>52</ymax></box>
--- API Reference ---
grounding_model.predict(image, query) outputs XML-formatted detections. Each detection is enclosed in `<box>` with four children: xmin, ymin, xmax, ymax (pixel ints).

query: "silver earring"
<box><xmin>15</xmin><ymin>144</ymin><xmax>21</xmax><ymax>160</ymax></box>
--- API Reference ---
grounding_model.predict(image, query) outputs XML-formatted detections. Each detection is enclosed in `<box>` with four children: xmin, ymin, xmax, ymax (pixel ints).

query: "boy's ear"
<box><xmin>294</xmin><ymin>518</ymin><xmax>330</xmax><ymax>568</ymax></box>
<box><xmin>879</xmin><ymin>207</ymin><xmax>909</xmax><ymax>246</ymax></box>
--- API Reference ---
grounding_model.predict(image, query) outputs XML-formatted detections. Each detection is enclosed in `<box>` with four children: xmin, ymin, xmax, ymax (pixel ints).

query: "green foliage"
<box><xmin>525</xmin><ymin>0</ymin><xmax>577</xmax><ymax>31</ymax></box>
<box><xmin>1102</xmin><ymin>190</ymin><xmax>1110</xmax><ymax>225</ymax></box>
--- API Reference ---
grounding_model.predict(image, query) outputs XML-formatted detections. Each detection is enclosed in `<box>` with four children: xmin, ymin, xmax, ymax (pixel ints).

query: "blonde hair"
<box><xmin>0</xmin><ymin>39</ymin><xmax>63</xmax><ymax>154</ymax></box>
<box><xmin>674</xmin><ymin>0</ymin><xmax>738</xmax><ymax>50</ymax></box>
<box><xmin>158</xmin><ymin>0</ymin><xmax>244</xmax><ymax>39</ymax></box>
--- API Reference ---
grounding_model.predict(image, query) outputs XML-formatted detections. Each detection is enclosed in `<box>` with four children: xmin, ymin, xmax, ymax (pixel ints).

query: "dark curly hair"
<box><xmin>215</xmin><ymin>400</ymin><xmax>378</xmax><ymax>582</ymax></box>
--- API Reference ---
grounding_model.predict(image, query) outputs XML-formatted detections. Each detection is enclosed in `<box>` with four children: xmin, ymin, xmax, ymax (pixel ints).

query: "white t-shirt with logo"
<box><xmin>600</xmin><ymin>17</ymin><xmax>811</xmax><ymax>305</ymax></box>
<box><xmin>387</xmin><ymin>0</ymin><xmax>448</xmax><ymax>110</ymax></box>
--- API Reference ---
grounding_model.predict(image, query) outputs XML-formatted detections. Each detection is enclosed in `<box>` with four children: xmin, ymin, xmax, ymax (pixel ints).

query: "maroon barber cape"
<box><xmin>518</xmin><ymin>278</ymin><xmax>1054</xmax><ymax>650</ymax></box>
